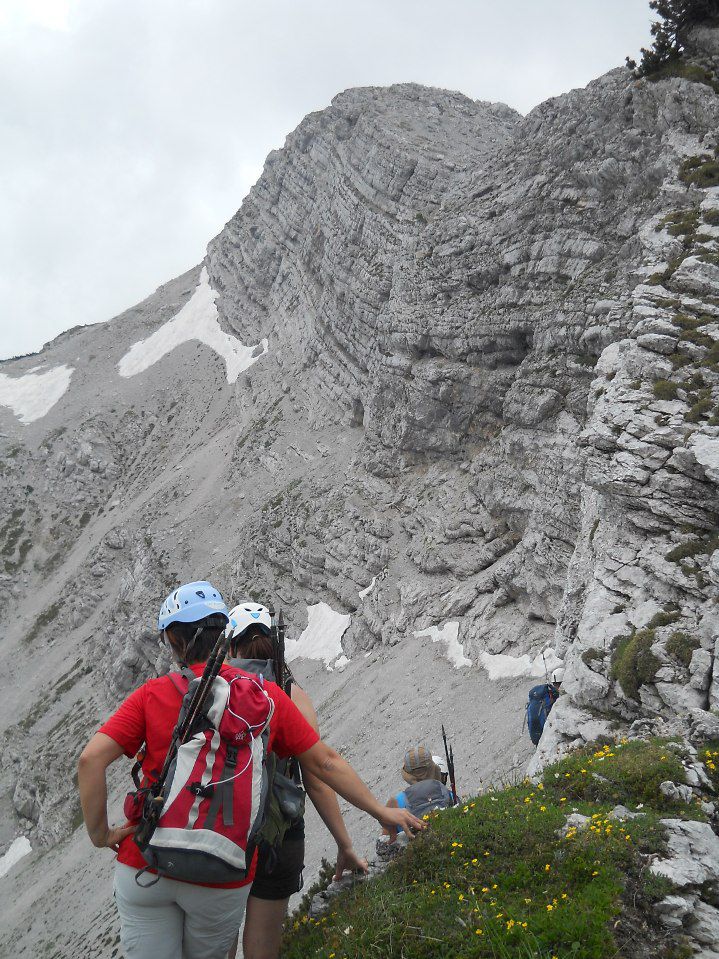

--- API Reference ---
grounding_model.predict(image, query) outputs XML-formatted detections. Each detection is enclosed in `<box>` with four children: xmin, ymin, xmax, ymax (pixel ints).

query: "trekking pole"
<box><xmin>178</xmin><ymin>630</ymin><xmax>230</xmax><ymax>747</ymax></box>
<box><xmin>136</xmin><ymin>631</ymin><xmax>230</xmax><ymax>842</ymax></box>
<box><xmin>541</xmin><ymin>651</ymin><xmax>549</xmax><ymax>684</ymax></box>
<box><xmin>441</xmin><ymin>725</ymin><xmax>459</xmax><ymax>806</ymax></box>
<box><xmin>448</xmin><ymin>743</ymin><xmax>458</xmax><ymax>806</ymax></box>
<box><xmin>269</xmin><ymin>606</ymin><xmax>281</xmax><ymax>688</ymax></box>
<box><xmin>277</xmin><ymin>608</ymin><xmax>286</xmax><ymax>692</ymax></box>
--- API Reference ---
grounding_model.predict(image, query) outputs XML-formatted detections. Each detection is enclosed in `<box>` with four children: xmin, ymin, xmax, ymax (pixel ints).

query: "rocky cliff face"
<box><xmin>1</xmin><ymin>29</ymin><xmax>719</xmax><ymax>957</ymax></box>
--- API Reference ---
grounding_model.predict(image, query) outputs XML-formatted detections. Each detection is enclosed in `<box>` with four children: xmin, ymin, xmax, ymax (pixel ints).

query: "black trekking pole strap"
<box><xmin>181</xmin><ymin>633</ymin><xmax>231</xmax><ymax>745</ymax></box>
<box><xmin>277</xmin><ymin>609</ymin><xmax>285</xmax><ymax>692</ymax></box>
<box><xmin>448</xmin><ymin>743</ymin><xmax>458</xmax><ymax>806</ymax></box>
<box><xmin>154</xmin><ymin>631</ymin><xmax>229</xmax><ymax>789</ymax></box>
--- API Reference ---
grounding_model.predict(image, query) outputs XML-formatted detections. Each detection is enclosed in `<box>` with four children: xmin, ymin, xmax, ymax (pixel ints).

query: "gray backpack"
<box><xmin>228</xmin><ymin>657</ymin><xmax>306</xmax><ymax>863</ymax></box>
<box><xmin>403</xmin><ymin>779</ymin><xmax>453</xmax><ymax>818</ymax></box>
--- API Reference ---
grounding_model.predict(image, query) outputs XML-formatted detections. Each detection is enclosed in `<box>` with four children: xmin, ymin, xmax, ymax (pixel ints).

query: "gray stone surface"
<box><xmin>650</xmin><ymin>819</ymin><xmax>719</xmax><ymax>887</ymax></box>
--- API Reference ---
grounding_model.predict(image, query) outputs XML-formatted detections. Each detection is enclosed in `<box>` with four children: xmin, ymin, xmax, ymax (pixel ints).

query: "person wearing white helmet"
<box><xmin>525</xmin><ymin>662</ymin><xmax>564</xmax><ymax>747</ymax></box>
<box><xmin>225</xmin><ymin>601</ymin><xmax>368</xmax><ymax>959</ymax></box>
<box><xmin>79</xmin><ymin>585</ymin><xmax>423</xmax><ymax>959</ymax></box>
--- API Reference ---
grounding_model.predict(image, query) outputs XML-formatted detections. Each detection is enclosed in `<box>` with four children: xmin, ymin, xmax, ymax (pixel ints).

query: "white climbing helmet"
<box><xmin>552</xmin><ymin>667</ymin><xmax>565</xmax><ymax>684</ymax></box>
<box><xmin>225</xmin><ymin>601</ymin><xmax>272</xmax><ymax>641</ymax></box>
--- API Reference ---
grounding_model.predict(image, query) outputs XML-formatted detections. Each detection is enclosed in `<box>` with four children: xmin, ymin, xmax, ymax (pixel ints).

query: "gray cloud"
<box><xmin>0</xmin><ymin>0</ymin><xmax>651</xmax><ymax>359</ymax></box>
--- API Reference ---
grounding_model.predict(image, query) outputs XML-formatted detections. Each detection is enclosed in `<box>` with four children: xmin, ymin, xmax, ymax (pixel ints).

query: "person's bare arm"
<box><xmin>298</xmin><ymin>740</ymin><xmax>424</xmax><ymax>836</ymax></box>
<box><xmin>291</xmin><ymin>686</ymin><xmax>368</xmax><ymax>877</ymax></box>
<box><xmin>78</xmin><ymin>733</ymin><xmax>135</xmax><ymax>851</ymax></box>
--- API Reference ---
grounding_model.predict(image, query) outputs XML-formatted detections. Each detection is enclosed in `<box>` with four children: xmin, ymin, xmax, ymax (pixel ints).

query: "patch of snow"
<box><xmin>334</xmin><ymin>655</ymin><xmax>350</xmax><ymax>672</ymax></box>
<box><xmin>0</xmin><ymin>365</ymin><xmax>73</xmax><ymax>424</ymax></box>
<box><xmin>118</xmin><ymin>267</ymin><xmax>267</xmax><ymax>383</ymax></box>
<box><xmin>479</xmin><ymin>647</ymin><xmax>563</xmax><ymax>682</ymax></box>
<box><xmin>286</xmin><ymin>602</ymin><xmax>351</xmax><ymax>669</ymax></box>
<box><xmin>414</xmin><ymin>622</ymin><xmax>471</xmax><ymax>669</ymax></box>
<box><xmin>0</xmin><ymin>836</ymin><xmax>31</xmax><ymax>879</ymax></box>
<box><xmin>358</xmin><ymin>576</ymin><xmax>376</xmax><ymax>600</ymax></box>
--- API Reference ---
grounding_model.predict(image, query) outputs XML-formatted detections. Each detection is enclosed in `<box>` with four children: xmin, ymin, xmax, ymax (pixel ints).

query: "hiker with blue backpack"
<box><xmin>224</xmin><ymin>601</ymin><xmax>368</xmax><ymax>959</ymax></box>
<box><xmin>526</xmin><ymin>667</ymin><xmax>564</xmax><ymax>746</ymax></box>
<box><xmin>78</xmin><ymin>582</ymin><xmax>423</xmax><ymax>959</ymax></box>
<box><xmin>383</xmin><ymin>745</ymin><xmax>455</xmax><ymax>844</ymax></box>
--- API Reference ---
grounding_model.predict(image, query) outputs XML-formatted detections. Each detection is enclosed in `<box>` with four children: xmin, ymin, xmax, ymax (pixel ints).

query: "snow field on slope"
<box><xmin>479</xmin><ymin>647</ymin><xmax>563</xmax><ymax>681</ymax></box>
<box><xmin>118</xmin><ymin>267</ymin><xmax>268</xmax><ymax>383</ymax></box>
<box><xmin>286</xmin><ymin>602</ymin><xmax>352</xmax><ymax>669</ymax></box>
<box><xmin>0</xmin><ymin>364</ymin><xmax>73</xmax><ymax>423</ymax></box>
<box><xmin>0</xmin><ymin>836</ymin><xmax>31</xmax><ymax>879</ymax></box>
<box><xmin>414</xmin><ymin>622</ymin><xmax>471</xmax><ymax>669</ymax></box>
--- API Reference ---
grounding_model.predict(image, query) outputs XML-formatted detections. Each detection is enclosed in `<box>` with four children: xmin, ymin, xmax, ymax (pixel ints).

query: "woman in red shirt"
<box><xmin>78</xmin><ymin>582</ymin><xmax>423</xmax><ymax>959</ymax></box>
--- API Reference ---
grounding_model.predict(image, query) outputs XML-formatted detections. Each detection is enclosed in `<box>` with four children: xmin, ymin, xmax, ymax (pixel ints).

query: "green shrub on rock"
<box><xmin>679</xmin><ymin>153</ymin><xmax>719</xmax><ymax>189</ymax></box>
<box><xmin>652</xmin><ymin>379</ymin><xmax>679</xmax><ymax>400</ymax></box>
<box><xmin>611</xmin><ymin>629</ymin><xmax>660</xmax><ymax>700</ymax></box>
<box><xmin>666</xmin><ymin>630</ymin><xmax>701</xmax><ymax>666</ymax></box>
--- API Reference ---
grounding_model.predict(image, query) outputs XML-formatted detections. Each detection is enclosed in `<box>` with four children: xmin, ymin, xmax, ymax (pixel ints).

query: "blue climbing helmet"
<box><xmin>158</xmin><ymin>581</ymin><xmax>229</xmax><ymax>630</ymax></box>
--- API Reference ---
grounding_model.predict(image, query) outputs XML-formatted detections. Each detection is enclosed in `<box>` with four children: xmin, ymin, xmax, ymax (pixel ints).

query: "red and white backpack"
<box><xmin>134</xmin><ymin>665</ymin><xmax>274</xmax><ymax>884</ymax></box>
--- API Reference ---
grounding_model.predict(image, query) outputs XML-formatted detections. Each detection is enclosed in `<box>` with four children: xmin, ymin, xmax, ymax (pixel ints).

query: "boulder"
<box><xmin>650</xmin><ymin>819</ymin><xmax>719</xmax><ymax>887</ymax></box>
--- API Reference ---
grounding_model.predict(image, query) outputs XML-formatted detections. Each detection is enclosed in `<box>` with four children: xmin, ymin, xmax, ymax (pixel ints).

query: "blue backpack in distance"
<box><xmin>526</xmin><ymin>684</ymin><xmax>558</xmax><ymax>746</ymax></box>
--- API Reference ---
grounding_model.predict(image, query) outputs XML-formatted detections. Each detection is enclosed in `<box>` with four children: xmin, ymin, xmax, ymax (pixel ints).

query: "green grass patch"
<box><xmin>647</xmin><ymin>610</ymin><xmax>681</xmax><ymax>629</ymax></box>
<box><xmin>649</xmin><ymin>59</ymin><xmax>719</xmax><ymax>94</ymax></box>
<box><xmin>678</xmin><ymin>327</ymin><xmax>714</xmax><ymax>348</ymax></box>
<box><xmin>704</xmin><ymin>209</ymin><xmax>719</xmax><ymax>226</ymax></box>
<box><xmin>581</xmin><ymin>647</ymin><xmax>605</xmax><ymax>667</ymax></box>
<box><xmin>32</xmin><ymin>600</ymin><xmax>62</xmax><ymax>635</ymax></box>
<box><xmin>700</xmin><ymin>743</ymin><xmax>719</xmax><ymax>793</ymax></box>
<box><xmin>611</xmin><ymin>630</ymin><xmax>660</xmax><ymax>701</ymax></box>
<box><xmin>652</xmin><ymin>379</ymin><xmax>679</xmax><ymax>400</ymax></box>
<box><xmin>666</xmin><ymin>631</ymin><xmax>700</xmax><ymax>668</ymax></box>
<box><xmin>283</xmin><ymin>740</ymin><xmax>696</xmax><ymax>959</ymax></box>
<box><xmin>669</xmin><ymin>351</ymin><xmax>693</xmax><ymax>370</ymax></box>
<box><xmin>540</xmin><ymin>740</ymin><xmax>686</xmax><ymax>809</ymax></box>
<box><xmin>679</xmin><ymin>153</ymin><xmax>719</xmax><ymax>189</ymax></box>
<box><xmin>672</xmin><ymin>313</ymin><xmax>711</xmax><ymax>331</ymax></box>
<box><xmin>685</xmin><ymin>397</ymin><xmax>713</xmax><ymax>422</ymax></box>
<box><xmin>665</xmin><ymin>534</ymin><xmax>719</xmax><ymax>563</ymax></box>
<box><xmin>656</xmin><ymin>208</ymin><xmax>699</xmax><ymax>237</ymax></box>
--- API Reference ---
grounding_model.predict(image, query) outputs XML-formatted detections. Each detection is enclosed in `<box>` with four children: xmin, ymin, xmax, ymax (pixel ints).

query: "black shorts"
<box><xmin>251</xmin><ymin>826</ymin><xmax>305</xmax><ymax>901</ymax></box>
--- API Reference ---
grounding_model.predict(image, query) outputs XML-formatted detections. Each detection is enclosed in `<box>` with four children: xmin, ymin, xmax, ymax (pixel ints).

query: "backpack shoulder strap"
<box><xmin>167</xmin><ymin>670</ymin><xmax>192</xmax><ymax>697</ymax></box>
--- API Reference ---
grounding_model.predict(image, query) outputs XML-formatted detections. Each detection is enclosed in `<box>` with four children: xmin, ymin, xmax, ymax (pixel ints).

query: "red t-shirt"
<box><xmin>98</xmin><ymin>662</ymin><xmax>319</xmax><ymax>887</ymax></box>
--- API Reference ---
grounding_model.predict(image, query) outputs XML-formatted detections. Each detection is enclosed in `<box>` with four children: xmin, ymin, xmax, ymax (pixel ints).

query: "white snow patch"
<box><xmin>0</xmin><ymin>364</ymin><xmax>73</xmax><ymax>424</ymax></box>
<box><xmin>118</xmin><ymin>267</ymin><xmax>267</xmax><ymax>383</ymax></box>
<box><xmin>286</xmin><ymin>602</ymin><xmax>351</xmax><ymax>669</ymax></box>
<box><xmin>690</xmin><ymin>433</ymin><xmax>719</xmax><ymax>484</ymax></box>
<box><xmin>358</xmin><ymin>576</ymin><xmax>376</xmax><ymax>600</ymax></box>
<box><xmin>479</xmin><ymin>647</ymin><xmax>563</xmax><ymax>682</ymax></box>
<box><xmin>0</xmin><ymin>836</ymin><xmax>31</xmax><ymax>879</ymax></box>
<box><xmin>414</xmin><ymin>622</ymin><xmax>471</xmax><ymax>669</ymax></box>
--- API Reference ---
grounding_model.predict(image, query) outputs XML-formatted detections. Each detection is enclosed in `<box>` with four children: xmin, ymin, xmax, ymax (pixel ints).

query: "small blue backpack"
<box><xmin>526</xmin><ymin>684</ymin><xmax>558</xmax><ymax>745</ymax></box>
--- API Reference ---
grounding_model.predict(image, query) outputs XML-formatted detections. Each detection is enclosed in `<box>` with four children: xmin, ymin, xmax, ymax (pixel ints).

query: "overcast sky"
<box><xmin>0</xmin><ymin>0</ymin><xmax>652</xmax><ymax>360</ymax></box>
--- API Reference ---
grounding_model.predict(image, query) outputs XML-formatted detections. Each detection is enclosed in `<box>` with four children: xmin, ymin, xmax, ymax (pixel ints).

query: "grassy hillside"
<box><xmin>284</xmin><ymin>739</ymin><xmax>718</xmax><ymax>959</ymax></box>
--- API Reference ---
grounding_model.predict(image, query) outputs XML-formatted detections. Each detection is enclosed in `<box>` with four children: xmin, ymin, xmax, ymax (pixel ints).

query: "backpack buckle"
<box><xmin>188</xmin><ymin>782</ymin><xmax>215</xmax><ymax>798</ymax></box>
